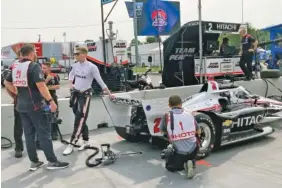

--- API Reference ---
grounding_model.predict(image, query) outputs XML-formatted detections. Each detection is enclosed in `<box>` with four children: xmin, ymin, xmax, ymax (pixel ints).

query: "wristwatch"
<box><xmin>47</xmin><ymin>99</ymin><xmax>53</xmax><ymax>103</ymax></box>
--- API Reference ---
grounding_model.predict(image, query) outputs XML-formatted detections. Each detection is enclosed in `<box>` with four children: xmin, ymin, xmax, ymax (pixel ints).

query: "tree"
<box><xmin>130</xmin><ymin>39</ymin><xmax>142</xmax><ymax>46</ymax></box>
<box><xmin>218</xmin><ymin>23</ymin><xmax>270</xmax><ymax>48</ymax></box>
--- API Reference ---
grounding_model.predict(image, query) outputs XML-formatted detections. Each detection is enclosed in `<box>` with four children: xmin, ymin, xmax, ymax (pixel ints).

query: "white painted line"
<box><xmin>1</xmin><ymin>97</ymin><xmax>70</xmax><ymax>107</ymax></box>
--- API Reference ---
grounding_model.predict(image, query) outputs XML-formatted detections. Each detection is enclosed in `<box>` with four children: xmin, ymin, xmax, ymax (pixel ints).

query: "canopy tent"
<box><xmin>149</xmin><ymin>45</ymin><xmax>163</xmax><ymax>53</ymax></box>
<box><xmin>260</xmin><ymin>24</ymin><xmax>282</xmax><ymax>59</ymax></box>
<box><xmin>162</xmin><ymin>20</ymin><xmax>245</xmax><ymax>87</ymax></box>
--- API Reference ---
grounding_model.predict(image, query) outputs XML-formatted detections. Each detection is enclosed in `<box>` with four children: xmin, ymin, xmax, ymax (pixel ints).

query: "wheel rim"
<box><xmin>198</xmin><ymin>122</ymin><xmax>211</xmax><ymax>151</ymax></box>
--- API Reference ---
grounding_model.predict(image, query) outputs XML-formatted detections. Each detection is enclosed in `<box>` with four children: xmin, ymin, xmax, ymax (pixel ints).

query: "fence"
<box><xmin>130</xmin><ymin>52</ymin><xmax>164</xmax><ymax>67</ymax></box>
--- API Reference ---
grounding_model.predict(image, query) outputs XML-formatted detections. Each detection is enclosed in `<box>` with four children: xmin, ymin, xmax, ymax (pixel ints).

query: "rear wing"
<box><xmin>102</xmin><ymin>94</ymin><xmax>170</xmax><ymax>136</ymax></box>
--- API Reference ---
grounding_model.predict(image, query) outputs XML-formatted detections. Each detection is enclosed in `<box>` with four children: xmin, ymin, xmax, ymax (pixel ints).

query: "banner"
<box><xmin>136</xmin><ymin>0</ymin><xmax>180</xmax><ymax>36</ymax></box>
<box><xmin>124</xmin><ymin>2</ymin><xmax>144</xmax><ymax>18</ymax></box>
<box><xmin>101</xmin><ymin>0</ymin><xmax>116</xmax><ymax>5</ymax></box>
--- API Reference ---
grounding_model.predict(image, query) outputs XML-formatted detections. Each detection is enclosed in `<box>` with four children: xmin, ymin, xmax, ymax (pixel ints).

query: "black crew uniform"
<box><xmin>45</xmin><ymin>73</ymin><xmax>60</xmax><ymax>139</ymax></box>
<box><xmin>239</xmin><ymin>34</ymin><xmax>256</xmax><ymax>80</ymax></box>
<box><xmin>6</xmin><ymin>59</ymin><xmax>58</xmax><ymax>164</ymax></box>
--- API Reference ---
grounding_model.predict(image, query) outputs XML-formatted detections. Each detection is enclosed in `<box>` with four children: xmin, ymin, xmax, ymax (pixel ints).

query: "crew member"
<box><xmin>159</xmin><ymin>95</ymin><xmax>201</xmax><ymax>179</ymax></box>
<box><xmin>42</xmin><ymin>62</ymin><xmax>60</xmax><ymax>140</ymax></box>
<box><xmin>220</xmin><ymin>37</ymin><xmax>229</xmax><ymax>56</ymax></box>
<box><xmin>63</xmin><ymin>46</ymin><xmax>115</xmax><ymax>155</ymax></box>
<box><xmin>239</xmin><ymin>27</ymin><xmax>258</xmax><ymax>80</ymax></box>
<box><xmin>5</xmin><ymin>44</ymin><xmax>69</xmax><ymax>171</ymax></box>
<box><xmin>265</xmin><ymin>55</ymin><xmax>279</xmax><ymax>70</ymax></box>
<box><xmin>6</xmin><ymin>51</ymin><xmax>24</xmax><ymax>158</ymax></box>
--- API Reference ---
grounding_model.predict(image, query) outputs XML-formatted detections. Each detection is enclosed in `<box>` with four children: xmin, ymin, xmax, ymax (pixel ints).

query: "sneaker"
<box><xmin>52</xmin><ymin>135</ymin><xmax>58</xmax><ymax>140</ymax></box>
<box><xmin>78</xmin><ymin>141</ymin><xmax>90</xmax><ymax>151</ymax></box>
<box><xmin>15</xmin><ymin>150</ymin><xmax>23</xmax><ymax>158</ymax></box>
<box><xmin>29</xmin><ymin>161</ymin><xmax>44</xmax><ymax>171</ymax></box>
<box><xmin>184</xmin><ymin>160</ymin><xmax>195</xmax><ymax>179</ymax></box>
<box><xmin>63</xmin><ymin>144</ymin><xmax>74</xmax><ymax>155</ymax></box>
<box><xmin>46</xmin><ymin>161</ymin><xmax>69</xmax><ymax>170</ymax></box>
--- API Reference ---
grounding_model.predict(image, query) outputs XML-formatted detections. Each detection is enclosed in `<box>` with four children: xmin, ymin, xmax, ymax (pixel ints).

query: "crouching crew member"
<box><xmin>159</xmin><ymin>95</ymin><xmax>201</xmax><ymax>179</ymax></box>
<box><xmin>63</xmin><ymin>46</ymin><xmax>115</xmax><ymax>155</ymax></box>
<box><xmin>41</xmin><ymin>62</ymin><xmax>60</xmax><ymax>140</ymax></box>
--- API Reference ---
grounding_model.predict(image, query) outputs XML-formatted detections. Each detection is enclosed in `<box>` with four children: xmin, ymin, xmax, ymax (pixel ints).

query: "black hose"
<box><xmin>262</xmin><ymin>78</ymin><xmax>282</xmax><ymax>102</ymax></box>
<box><xmin>1</xmin><ymin>137</ymin><xmax>12</xmax><ymax>149</ymax></box>
<box><xmin>55</xmin><ymin>120</ymin><xmax>102</xmax><ymax>167</ymax></box>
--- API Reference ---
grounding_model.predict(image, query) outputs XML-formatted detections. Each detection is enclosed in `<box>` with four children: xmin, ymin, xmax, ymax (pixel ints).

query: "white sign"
<box><xmin>194</xmin><ymin>57</ymin><xmax>243</xmax><ymax>76</ymax></box>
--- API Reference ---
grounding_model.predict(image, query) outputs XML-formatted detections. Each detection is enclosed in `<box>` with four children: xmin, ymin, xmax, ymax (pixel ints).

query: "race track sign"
<box><xmin>205</xmin><ymin>22</ymin><xmax>247</xmax><ymax>34</ymax></box>
<box><xmin>101</xmin><ymin>0</ymin><xmax>116</xmax><ymax>5</ymax></box>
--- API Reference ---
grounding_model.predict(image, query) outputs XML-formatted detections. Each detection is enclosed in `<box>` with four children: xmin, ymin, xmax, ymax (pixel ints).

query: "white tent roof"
<box><xmin>149</xmin><ymin>45</ymin><xmax>163</xmax><ymax>53</ymax></box>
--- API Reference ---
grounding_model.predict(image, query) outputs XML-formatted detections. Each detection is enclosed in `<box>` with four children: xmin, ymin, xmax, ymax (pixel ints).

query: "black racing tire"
<box><xmin>194</xmin><ymin>113</ymin><xmax>216</xmax><ymax>159</ymax></box>
<box><xmin>115</xmin><ymin>112</ymin><xmax>150</xmax><ymax>142</ymax></box>
<box><xmin>260</xmin><ymin>70</ymin><xmax>281</xmax><ymax>79</ymax></box>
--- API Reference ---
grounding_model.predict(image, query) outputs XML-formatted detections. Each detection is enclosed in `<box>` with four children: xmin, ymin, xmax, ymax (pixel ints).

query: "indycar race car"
<box><xmin>102</xmin><ymin>81</ymin><xmax>282</xmax><ymax>159</ymax></box>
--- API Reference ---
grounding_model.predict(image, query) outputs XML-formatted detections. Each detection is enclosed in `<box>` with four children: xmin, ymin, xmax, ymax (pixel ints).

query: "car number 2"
<box><xmin>153</xmin><ymin>117</ymin><xmax>162</xmax><ymax>133</ymax></box>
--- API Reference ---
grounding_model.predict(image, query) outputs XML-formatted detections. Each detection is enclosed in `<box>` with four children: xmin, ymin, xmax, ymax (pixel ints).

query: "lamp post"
<box><xmin>241</xmin><ymin>0</ymin><xmax>244</xmax><ymax>23</ymax></box>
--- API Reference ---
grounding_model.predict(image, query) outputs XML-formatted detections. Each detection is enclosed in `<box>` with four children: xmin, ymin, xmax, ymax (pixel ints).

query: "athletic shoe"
<box><xmin>184</xmin><ymin>160</ymin><xmax>195</xmax><ymax>179</ymax></box>
<box><xmin>29</xmin><ymin>161</ymin><xmax>44</xmax><ymax>171</ymax></box>
<box><xmin>46</xmin><ymin>161</ymin><xmax>69</xmax><ymax>170</ymax></box>
<box><xmin>63</xmin><ymin>144</ymin><xmax>74</xmax><ymax>155</ymax></box>
<box><xmin>78</xmin><ymin>141</ymin><xmax>90</xmax><ymax>151</ymax></box>
<box><xmin>14</xmin><ymin>150</ymin><xmax>23</xmax><ymax>158</ymax></box>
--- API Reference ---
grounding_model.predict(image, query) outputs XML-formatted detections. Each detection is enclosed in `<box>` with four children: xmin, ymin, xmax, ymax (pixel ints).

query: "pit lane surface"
<box><xmin>2</xmin><ymin>121</ymin><xmax>282</xmax><ymax>188</ymax></box>
<box><xmin>1</xmin><ymin>74</ymin><xmax>162</xmax><ymax>104</ymax></box>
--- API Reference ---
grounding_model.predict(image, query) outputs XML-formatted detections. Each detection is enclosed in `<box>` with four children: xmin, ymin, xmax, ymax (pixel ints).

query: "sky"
<box><xmin>1</xmin><ymin>0</ymin><xmax>281</xmax><ymax>47</ymax></box>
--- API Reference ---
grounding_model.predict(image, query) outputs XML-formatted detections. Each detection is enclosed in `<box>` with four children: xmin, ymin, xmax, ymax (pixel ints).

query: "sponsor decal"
<box><xmin>169</xmin><ymin>131</ymin><xmax>195</xmax><ymax>140</ymax></box>
<box><xmin>111</xmin><ymin>97</ymin><xmax>142</xmax><ymax>106</ymax></box>
<box><xmin>222</xmin><ymin>120</ymin><xmax>233</xmax><ymax>127</ymax></box>
<box><xmin>232</xmin><ymin>115</ymin><xmax>263</xmax><ymax>127</ymax></box>
<box><xmin>207</xmin><ymin>62</ymin><xmax>219</xmax><ymax>68</ymax></box>
<box><xmin>151</xmin><ymin>9</ymin><xmax>168</xmax><ymax>33</ymax></box>
<box><xmin>169</xmin><ymin>48</ymin><xmax>196</xmax><ymax>60</ymax></box>
<box><xmin>86</xmin><ymin>42</ymin><xmax>97</xmax><ymax>52</ymax></box>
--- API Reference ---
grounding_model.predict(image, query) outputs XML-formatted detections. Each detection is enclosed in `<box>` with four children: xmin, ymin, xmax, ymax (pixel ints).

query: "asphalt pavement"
<box><xmin>1</xmin><ymin>74</ymin><xmax>162</xmax><ymax>104</ymax></box>
<box><xmin>1</xmin><ymin>121</ymin><xmax>282</xmax><ymax>188</ymax></box>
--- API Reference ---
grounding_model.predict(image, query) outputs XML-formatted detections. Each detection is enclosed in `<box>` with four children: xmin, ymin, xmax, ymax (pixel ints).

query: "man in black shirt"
<box><xmin>220</xmin><ymin>37</ymin><xmax>229</xmax><ymax>56</ymax></box>
<box><xmin>5</xmin><ymin>44</ymin><xmax>69</xmax><ymax>171</ymax></box>
<box><xmin>6</xmin><ymin>51</ymin><xmax>24</xmax><ymax>158</ymax></box>
<box><xmin>239</xmin><ymin>27</ymin><xmax>258</xmax><ymax>80</ymax></box>
<box><xmin>42</xmin><ymin>62</ymin><xmax>60</xmax><ymax>140</ymax></box>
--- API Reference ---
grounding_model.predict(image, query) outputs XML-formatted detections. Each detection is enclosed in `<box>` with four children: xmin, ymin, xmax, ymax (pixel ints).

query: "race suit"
<box><xmin>68</xmin><ymin>60</ymin><xmax>107</xmax><ymax>143</ymax></box>
<box><xmin>160</xmin><ymin>107</ymin><xmax>199</xmax><ymax>172</ymax></box>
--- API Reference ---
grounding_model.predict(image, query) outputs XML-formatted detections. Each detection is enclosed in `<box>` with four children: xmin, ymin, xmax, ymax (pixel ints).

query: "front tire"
<box><xmin>194</xmin><ymin>113</ymin><xmax>216</xmax><ymax>159</ymax></box>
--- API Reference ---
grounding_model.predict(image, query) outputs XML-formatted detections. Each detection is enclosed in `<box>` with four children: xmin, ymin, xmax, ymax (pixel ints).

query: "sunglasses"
<box><xmin>74</xmin><ymin>53</ymin><xmax>80</xmax><ymax>56</ymax></box>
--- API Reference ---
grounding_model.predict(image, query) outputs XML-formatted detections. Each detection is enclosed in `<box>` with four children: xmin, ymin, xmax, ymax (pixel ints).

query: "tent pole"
<box><xmin>198</xmin><ymin>0</ymin><xmax>203</xmax><ymax>84</ymax></box>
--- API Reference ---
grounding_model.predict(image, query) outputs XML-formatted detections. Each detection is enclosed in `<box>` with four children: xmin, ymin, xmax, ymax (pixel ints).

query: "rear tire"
<box><xmin>115</xmin><ymin>112</ymin><xmax>150</xmax><ymax>142</ymax></box>
<box><xmin>194</xmin><ymin>113</ymin><xmax>216</xmax><ymax>159</ymax></box>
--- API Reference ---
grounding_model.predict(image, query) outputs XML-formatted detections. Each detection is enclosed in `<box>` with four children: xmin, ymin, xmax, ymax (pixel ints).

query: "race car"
<box><xmin>102</xmin><ymin>81</ymin><xmax>282</xmax><ymax>159</ymax></box>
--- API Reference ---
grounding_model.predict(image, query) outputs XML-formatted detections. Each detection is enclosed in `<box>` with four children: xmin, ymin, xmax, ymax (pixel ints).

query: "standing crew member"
<box><xmin>159</xmin><ymin>95</ymin><xmax>201</xmax><ymax>179</ymax></box>
<box><xmin>5</xmin><ymin>44</ymin><xmax>69</xmax><ymax>171</ymax></box>
<box><xmin>6</xmin><ymin>51</ymin><xmax>24</xmax><ymax>158</ymax></box>
<box><xmin>42</xmin><ymin>62</ymin><xmax>60</xmax><ymax>140</ymax></box>
<box><xmin>239</xmin><ymin>27</ymin><xmax>258</xmax><ymax>81</ymax></box>
<box><xmin>63</xmin><ymin>46</ymin><xmax>115</xmax><ymax>155</ymax></box>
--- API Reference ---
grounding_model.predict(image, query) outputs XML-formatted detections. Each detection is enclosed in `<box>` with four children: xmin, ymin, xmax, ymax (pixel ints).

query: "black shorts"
<box><xmin>165</xmin><ymin>147</ymin><xmax>198</xmax><ymax>172</ymax></box>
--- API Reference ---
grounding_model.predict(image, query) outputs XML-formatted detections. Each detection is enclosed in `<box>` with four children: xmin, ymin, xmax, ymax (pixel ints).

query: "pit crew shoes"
<box><xmin>78</xmin><ymin>141</ymin><xmax>90</xmax><ymax>151</ymax></box>
<box><xmin>184</xmin><ymin>160</ymin><xmax>195</xmax><ymax>179</ymax></box>
<box><xmin>63</xmin><ymin>144</ymin><xmax>74</xmax><ymax>155</ymax></box>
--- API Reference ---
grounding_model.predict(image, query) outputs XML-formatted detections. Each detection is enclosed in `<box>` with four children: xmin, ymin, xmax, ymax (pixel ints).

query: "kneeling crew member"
<box><xmin>42</xmin><ymin>62</ymin><xmax>60</xmax><ymax>140</ymax></box>
<box><xmin>63</xmin><ymin>46</ymin><xmax>115</xmax><ymax>155</ymax></box>
<box><xmin>159</xmin><ymin>95</ymin><xmax>201</xmax><ymax>179</ymax></box>
<box><xmin>5</xmin><ymin>44</ymin><xmax>69</xmax><ymax>171</ymax></box>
